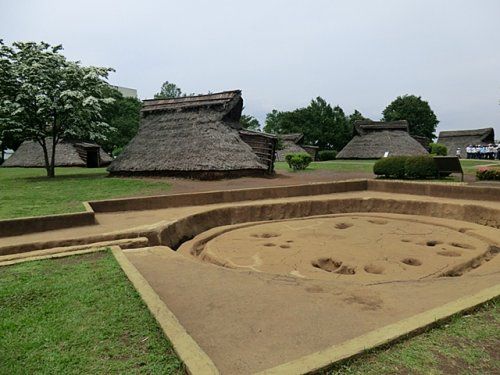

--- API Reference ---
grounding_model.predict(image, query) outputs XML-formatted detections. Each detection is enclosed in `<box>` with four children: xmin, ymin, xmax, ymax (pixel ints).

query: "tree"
<box><xmin>264</xmin><ymin>97</ymin><xmax>354</xmax><ymax>151</ymax></box>
<box><xmin>347</xmin><ymin>109</ymin><xmax>369</xmax><ymax>126</ymax></box>
<box><xmin>382</xmin><ymin>95</ymin><xmax>439</xmax><ymax>139</ymax></box>
<box><xmin>240</xmin><ymin>114</ymin><xmax>260</xmax><ymax>131</ymax></box>
<box><xmin>100</xmin><ymin>87</ymin><xmax>141</xmax><ymax>155</ymax></box>
<box><xmin>0</xmin><ymin>41</ymin><xmax>114</xmax><ymax>177</ymax></box>
<box><xmin>154</xmin><ymin>81</ymin><xmax>183</xmax><ymax>99</ymax></box>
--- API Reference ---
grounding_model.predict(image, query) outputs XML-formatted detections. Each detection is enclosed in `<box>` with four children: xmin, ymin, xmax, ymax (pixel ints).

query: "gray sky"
<box><xmin>1</xmin><ymin>0</ymin><xmax>499</xmax><ymax>138</ymax></box>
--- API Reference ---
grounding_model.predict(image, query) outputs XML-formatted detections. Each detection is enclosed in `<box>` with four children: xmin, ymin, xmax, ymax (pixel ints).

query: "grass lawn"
<box><xmin>275</xmin><ymin>158</ymin><xmax>500</xmax><ymax>175</ymax></box>
<box><xmin>0</xmin><ymin>167</ymin><xmax>171</xmax><ymax>219</ymax></box>
<box><xmin>0</xmin><ymin>251</ymin><xmax>183</xmax><ymax>374</ymax></box>
<box><xmin>328</xmin><ymin>299</ymin><xmax>499</xmax><ymax>374</ymax></box>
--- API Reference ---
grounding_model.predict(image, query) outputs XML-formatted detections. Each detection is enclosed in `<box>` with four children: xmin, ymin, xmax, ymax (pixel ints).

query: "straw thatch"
<box><xmin>2</xmin><ymin>139</ymin><xmax>112</xmax><ymax>168</ymax></box>
<box><xmin>437</xmin><ymin>128</ymin><xmax>495</xmax><ymax>156</ymax></box>
<box><xmin>108</xmin><ymin>90</ymin><xmax>269</xmax><ymax>179</ymax></box>
<box><xmin>275</xmin><ymin>133</ymin><xmax>318</xmax><ymax>161</ymax></box>
<box><xmin>336</xmin><ymin>120</ymin><xmax>428</xmax><ymax>159</ymax></box>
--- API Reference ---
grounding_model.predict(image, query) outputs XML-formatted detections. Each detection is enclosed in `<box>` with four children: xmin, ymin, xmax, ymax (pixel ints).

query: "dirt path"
<box><xmin>148</xmin><ymin>170</ymin><xmax>374</xmax><ymax>195</ymax></box>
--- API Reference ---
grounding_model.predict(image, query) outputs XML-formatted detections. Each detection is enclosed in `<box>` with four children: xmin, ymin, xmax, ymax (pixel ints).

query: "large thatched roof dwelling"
<box><xmin>276</xmin><ymin>133</ymin><xmax>319</xmax><ymax>161</ymax></box>
<box><xmin>437</xmin><ymin>128</ymin><xmax>495</xmax><ymax>156</ymax></box>
<box><xmin>2</xmin><ymin>139</ymin><xmax>112</xmax><ymax>168</ymax></box>
<box><xmin>108</xmin><ymin>90</ymin><xmax>275</xmax><ymax>179</ymax></box>
<box><xmin>336</xmin><ymin>120</ymin><xmax>428</xmax><ymax>159</ymax></box>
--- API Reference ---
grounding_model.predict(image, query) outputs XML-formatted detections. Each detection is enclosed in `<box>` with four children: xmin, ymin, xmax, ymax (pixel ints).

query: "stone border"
<box><xmin>112</xmin><ymin>247</ymin><xmax>219</xmax><ymax>375</ymax></box>
<box><xmin>1</xmin><ymin>179</ymin><xmax>498</xmax><ymax>238</ymax></box>
<box><xmin>256</xmin><ymin>285</ymin><xmax>500</xmax><ymax>375</ymax></box>
<box><xmin>0</xmin><ymin>246</ymin><xmax>106</xmax><ymax>267</ymax></box>
<box><xmin>0</xmin><ymin>210</ymin><xmax>95</xmax><ymax>238</ymax></box>
<box><xmin>88</xmin><ymin>179</ymin><xmax>367</xmax><ymax>212</ymax></box>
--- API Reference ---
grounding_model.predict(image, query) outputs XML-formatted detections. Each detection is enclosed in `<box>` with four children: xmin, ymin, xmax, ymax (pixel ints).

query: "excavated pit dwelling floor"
<box><xmin>2</xmin><ymin>189</ymin><xmax>500</xmax><ymax>374</ymax></box>
<box><xmin>125</xmin><ymin>213</ymin><xmax>499</xmax><ymax>374</ymax></box>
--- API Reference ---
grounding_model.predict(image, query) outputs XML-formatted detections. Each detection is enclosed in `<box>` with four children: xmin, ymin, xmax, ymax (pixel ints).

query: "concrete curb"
<box><xmin>0</xmin><ymin>246</ymin><xmax>107</xmax><ymax>267</ymax></box>
<box><xmin>255</xmin><ymin>284</ymin><xmax>500</xmax><ymax>375</ymax></box>
<box><xmin>111</xmin><ymin>247</ymin><xmax>219</xmax><ymax>375</ymax></box>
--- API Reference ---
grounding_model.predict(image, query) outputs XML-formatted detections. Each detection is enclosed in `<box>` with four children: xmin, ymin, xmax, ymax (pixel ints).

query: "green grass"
<box><xmin>0</xmin><ymin>167</ymin><xmax>171</xmax><ymax>219</ymax></box>
<box><xmin>276</xmin><ymin>158</ymin><xmax>500</xmax><ymax>175</ymax></box>
<box><xmin>0</xmin><ymin>251</ymin><xmax>183</xmax><ymax>374</ymax></box>
<box><xmin>327</xmin><ymin>299</ymin><xmax>499</xmax><ymax>375</ymax></box>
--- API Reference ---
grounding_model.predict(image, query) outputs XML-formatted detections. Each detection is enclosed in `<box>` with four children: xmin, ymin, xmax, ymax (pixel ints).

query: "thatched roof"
<box><xmin>437</xmin><ymin>128</ymin><xmax>495</xmax><ymax>155</ymax></box>
<box><xmin>2</xmin><ymin>139</ymin><xmax>112</xmax><ymax>167</ymax></box>
<box><xmin>279</xmin><ymin>133</ymin><xmax>304</xmax><ymax>143</ymax></box>
<box><xmin>108</xmin><ymin>90</ymin><xmax>269</xmax><ymax>178</ymax></box>
<box><xmin>275</xmin><ymin>133</ymin><xmax>311</xmax><ymax>161</ymax></box>
<box><xmin>336</xmin><ymin>120</ymin><xmax>428</xmax><ymax>159</ymax></box>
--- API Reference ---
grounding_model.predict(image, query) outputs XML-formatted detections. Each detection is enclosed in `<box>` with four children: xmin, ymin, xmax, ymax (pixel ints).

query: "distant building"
<box><xmin>111</xmin><ymin>85</ymin><xmax>137</xmax><ymax>98</ymax></box>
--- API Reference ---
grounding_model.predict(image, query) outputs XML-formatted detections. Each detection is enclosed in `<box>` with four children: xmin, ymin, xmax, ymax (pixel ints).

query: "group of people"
<box><xmin>461</xmin><ymin>144</ymin><xmax>500</xmax><ymax>160</ymax></box>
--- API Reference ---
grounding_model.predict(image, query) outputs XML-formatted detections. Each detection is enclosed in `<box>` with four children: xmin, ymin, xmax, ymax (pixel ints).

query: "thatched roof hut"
<box><xmin>437</xmin><ymin>128</ymin><xmax>495</xmax><ymax>155</ymax></box>
<box><xmin>108</xmin><ymin>90</ymin><xmax>271</xmax><ymax>179</ymax></box>
<box><xmin>275</xmin><ymin>133</ymin><xmax>319</xmax><ymax>161</ymax></box>
<box><xmin>276</xmin><ymin>133</ymin><xmax>306</xmax><ymax>161</ymax></box>
<box><xmin>336</xmin><ymin>120</ymin><xmax>428</xmax><ymax>159</ymax></box>
<box><xmin>2</xmin><ymin>139</ymin><xmax>112</xmax><ymax>168</ymax></box>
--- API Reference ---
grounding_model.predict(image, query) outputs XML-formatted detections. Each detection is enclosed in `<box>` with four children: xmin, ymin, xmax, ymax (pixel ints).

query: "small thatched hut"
<box><xmin>2</xmin><ymin>140</ymin><xmax>112</xmax><ymax>168</ymax></box>
<box><xmin>276</xmin><ymin>133</ymin><xmax>319</xmax><ymax>161</ymax></box>
<box><xmin>108</xmin><ymin>90</ymin><xmax>274</xmax><ymax>179</ymax></box>
<box><xmin>336</xmin><ymin>120</ymin><xmax>428</xmax><ymax>159</ymax></box>
<box><xmin>437</xmin><ymin>128</ymin><xmax>495</xmax><ymax>156</ymax></box>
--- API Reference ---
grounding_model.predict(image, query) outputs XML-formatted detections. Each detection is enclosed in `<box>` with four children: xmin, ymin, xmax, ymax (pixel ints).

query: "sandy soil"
<box><xmin>179</xmin><ymin>215</ymin><xmax>492</xmax><ymax>282</ymax></box>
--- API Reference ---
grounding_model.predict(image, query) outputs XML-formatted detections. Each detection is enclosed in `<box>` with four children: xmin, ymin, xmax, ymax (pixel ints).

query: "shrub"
<box><xmin>373</xmin><ymin>156</ymin><xmax>408</xmax><ymax>178</ymax></box>
<box><xmin>429</xmin><ymin>142</ymin><xmax>447</xmax><ymax>156</ymax></box>
<box><xmin>317</xmin><ymin>150</ymin><xmax>337</xmax><ymax>161</ymax></box>
<box><xmin>404</xmin><ymin>156</ymin><xmax>438</xmax><ymax>179</ymax></box>
<box><xmin>285</xmin><ymin>153</ymin><xmax>313</xmax><ymax>171</ymax></box>
<box><xmin>476</xmin><ymin>167</ymin><xmax>500</xmax><ymax>181</ymax></box>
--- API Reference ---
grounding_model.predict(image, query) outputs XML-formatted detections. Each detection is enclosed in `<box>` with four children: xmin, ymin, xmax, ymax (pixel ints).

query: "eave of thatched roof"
<box><xmin>142</xmin><ymin>90</ymin><xmax>241</xmax><ymax>113</ymax></box>
<box><xmin>2</xmin><ymin>139</ymin><xmax>112</xmax><ymax>167</ymax></box>
<box><xmin>278</xmin><ymin>133</ymin><xmax>304</xmax><ymax>143</ymax></box>
<box><xmin>354</xmin><ymin>120</ymin><xmax>409</xmax><ymax>136</ymax></box>
<box><xmin>437</xmin><ymin>127</ymin><xmax>495</xmax><ymax>156</ymax></box>
<box><xmin>108</xmin><ymin>90</ymin><xmax>268</xmax><ymax>177</ymax></box>
<box><xmin>438</xmin><ymin>127</ymin><xmax>494</xmax><ymax>139</ymax></box>
<box><xmin>337</xmin><ymin>121</ymin><xmax>428</xmax><ymax>159</ymax></box>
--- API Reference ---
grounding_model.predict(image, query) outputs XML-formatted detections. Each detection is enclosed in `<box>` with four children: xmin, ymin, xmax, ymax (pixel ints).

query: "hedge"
<box><xmin>373</xmin><ymin>156</ymin><xmax>408</xmax><ymax>179</ymax></box>
<box><xmin>285</xmin><ymin>153</ymin><xmax>313</xmax><ymax>171</ymax></box>
<box><xmin>373</xmin><ymin>155</ymin><xmax>438</xmax><ymax>179</ymax></box>
<box><xmin>317</xmin><ymin>150</ymin><xmax>337</xmax><ymax>161</ymax></box>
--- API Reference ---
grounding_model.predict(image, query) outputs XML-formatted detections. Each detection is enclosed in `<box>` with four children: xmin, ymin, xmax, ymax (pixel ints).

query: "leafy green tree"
<box><xmin>348</xmin><ymin>109</ymin><xmax>369</xmax><ymax>126</ymax></box>
<box><xmin>100</xmin><ymin>87</ymin><xmax>141</xmax><ymax>154</ymax></box>
<box><xmin>264</xmin><ymin>97</ymin><xmax>354</xmax><ymax>151</ymax></box>
<box><xmin>382</xmin><ymin>95</ymin><xmax>439</xmax><ymax>139</ymax></box>
<box><xmin>239</xmin><ymin>114</ymin><xmax>260</xmax><ymax>131</ymax></box>
<box><xmin>154</xmin><ymin>81</ymin><xmax>183</xmax><ymax>99</ymax></box>
<box><xmin>0</xmin><ymin>41</ymin><xmax>114</xmax><ymax>177</ymax></box>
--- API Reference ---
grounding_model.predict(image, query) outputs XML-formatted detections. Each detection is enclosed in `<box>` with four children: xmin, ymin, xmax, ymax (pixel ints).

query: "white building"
<box><xmin>111</xmin><ymin>85</ymin><xmax>137</xmax><ymax>98</ymax></box>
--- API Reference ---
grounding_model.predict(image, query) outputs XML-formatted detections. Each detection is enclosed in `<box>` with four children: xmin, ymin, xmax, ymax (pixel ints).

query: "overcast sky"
<box><xmin>1</xmin><ymin>0</ymin><xmax>499</xmax><ymax>137</ymax></box>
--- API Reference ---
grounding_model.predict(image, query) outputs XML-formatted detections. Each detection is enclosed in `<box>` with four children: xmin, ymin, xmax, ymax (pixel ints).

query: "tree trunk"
<box><xmin>49</xmin><ymin>136</ymin><xmax>57</xmax><ymax>178</ymax></box>
<box><xmin>39</xmin><ymin>139</ymin><xmax>53</xmax><ymax>178</ymax></box>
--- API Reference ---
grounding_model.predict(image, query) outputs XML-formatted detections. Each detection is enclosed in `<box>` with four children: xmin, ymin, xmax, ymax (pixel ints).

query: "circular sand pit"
<box><xmin>179</xmin><ymin>215</ymin><xmax>495</xmax><ymax>282</ymax></box>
